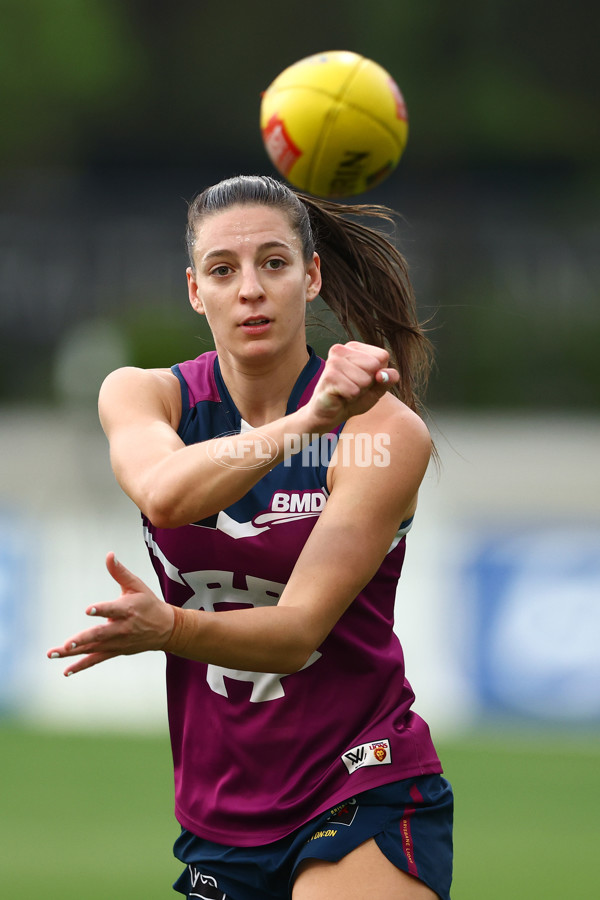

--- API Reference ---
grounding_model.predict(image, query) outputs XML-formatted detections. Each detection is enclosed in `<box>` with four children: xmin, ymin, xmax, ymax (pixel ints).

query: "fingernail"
<box><xmin>71</xmin><ymin>642</ymin><xmax>77</xmax><ymax>649</ymax></box>
<box><xmin>380</xmin><ymin>371</ymin><xmax>390</xmax><ymax>383</ymax></box>
<box><xmin>89</xmin><ymin>607</ymin><xmax>97</xmax><ymax>616</ymax></box>
<box><xmin>50</xmin><ymin>652</ymin><xmax>60</xmax><ymax>659</ymax></box>
<box><xmin>66</xmin><ymin>671</ymin><xmax>73</xmax><ymax>677</ymax></box>
<box><xmin>113</xmin><ymin>556</ymin><xmax>119</xmax><ymax>566</ymax></box>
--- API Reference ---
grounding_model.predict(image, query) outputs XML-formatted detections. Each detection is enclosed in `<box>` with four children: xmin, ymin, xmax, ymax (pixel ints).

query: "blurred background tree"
<box><xmin>0</xmin><ymin>0</ymin><xmax>598</xmax><ymax>408</ymax></box>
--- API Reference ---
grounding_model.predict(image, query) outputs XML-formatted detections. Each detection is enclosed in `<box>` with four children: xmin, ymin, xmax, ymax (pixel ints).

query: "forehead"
<box><xmin>193</xmin><ymin>204</ymin><xmax>298</xmax><ymax>256</ymax></box>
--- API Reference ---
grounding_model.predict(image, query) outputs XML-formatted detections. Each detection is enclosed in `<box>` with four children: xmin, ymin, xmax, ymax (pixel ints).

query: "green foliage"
<box><xmin>429</xmin><ymin>284</ymin><xmax>600</xmax><ymax>409</ymax></box>
<box><xmin>0</xmin><ymin>0</ymin><xmax>143</xmax><ymax>165</ymax></box>
<box><xmin>0</xmin><ymin>0</ymin><xmax>598</xmax><ymax>170</ymax></box>
<box><xmin>117</xmin><ymin>303</ymin><xmax>215</xmax><ymax>370</ymax></box>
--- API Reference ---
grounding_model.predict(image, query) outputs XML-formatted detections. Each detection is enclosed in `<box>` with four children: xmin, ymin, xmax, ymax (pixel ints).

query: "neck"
<box><xmin>217</xmin><ymin>344</ymin><xmax>310</xmax><ymax>427</ymax></box>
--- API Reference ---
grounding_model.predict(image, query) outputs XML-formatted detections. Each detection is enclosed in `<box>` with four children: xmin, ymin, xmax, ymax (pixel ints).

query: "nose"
<box><xmin>239</xmin><ymin>265</ymin><xmax>265</xmax><ymax>302</ymax></box>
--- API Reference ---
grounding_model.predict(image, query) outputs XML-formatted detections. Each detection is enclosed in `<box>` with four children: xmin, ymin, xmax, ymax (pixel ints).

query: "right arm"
<box><xmin>99</xmin><ymin>365</ymin><xmax>318</xmax><ymax>528</ymax></box>
<box><xmin>99</xmin><ymin>343</ymin><xmax>396</xmax><ymax>528</ymax></box>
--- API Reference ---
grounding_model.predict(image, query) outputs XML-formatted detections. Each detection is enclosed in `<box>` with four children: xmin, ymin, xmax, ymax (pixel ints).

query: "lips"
<box><xmin>240</xmin><ymin>316</ymin><xmax>270</xmax><ymax>326</ymax></box>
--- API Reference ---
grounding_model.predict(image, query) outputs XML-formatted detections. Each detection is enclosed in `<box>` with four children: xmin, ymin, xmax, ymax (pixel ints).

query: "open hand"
<box><xmin>47</xmin><ymin>552</ymin><xmax>174</xmax><ymax>676</ymax></box>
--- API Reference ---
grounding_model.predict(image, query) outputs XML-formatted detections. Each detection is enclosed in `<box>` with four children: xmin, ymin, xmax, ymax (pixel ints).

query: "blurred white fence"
<box><xmin>1</xmin><ymin>407</ymin><xmax>599</xmax><ymax>735</ymax></box>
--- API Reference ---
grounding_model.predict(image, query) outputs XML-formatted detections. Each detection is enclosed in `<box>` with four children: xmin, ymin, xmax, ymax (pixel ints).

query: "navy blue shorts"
<box><xmin>173</xmin><ymin>773</ymin><xmax>453</xmax><ymax>900</ymax></box>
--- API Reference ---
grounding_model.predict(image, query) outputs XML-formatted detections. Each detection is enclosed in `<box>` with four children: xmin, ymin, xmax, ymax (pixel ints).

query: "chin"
<box><xmin>240</xmin><ymin>337</ymin><xmax>276</xmax><ymax>355</ymax></box>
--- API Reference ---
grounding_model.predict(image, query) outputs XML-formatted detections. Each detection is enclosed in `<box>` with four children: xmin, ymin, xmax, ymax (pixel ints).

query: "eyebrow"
<box><xmin>201</xmin><ymin>240</ymin><xmax>293</xmax><ymax>264</ymax></box>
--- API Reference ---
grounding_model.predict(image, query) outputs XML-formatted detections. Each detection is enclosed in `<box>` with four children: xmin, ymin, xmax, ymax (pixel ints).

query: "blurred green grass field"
<box><xmin>1</xmin><ymin>721</ymin><xmax>598</xmax><ymax>898</ymax></box>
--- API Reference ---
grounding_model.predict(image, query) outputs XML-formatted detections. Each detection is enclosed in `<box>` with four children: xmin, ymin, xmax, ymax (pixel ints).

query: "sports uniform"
<box><xmin>143</xmin><ymin>348</ymin><xmax>452</xmax><ymax>898</ymax></box>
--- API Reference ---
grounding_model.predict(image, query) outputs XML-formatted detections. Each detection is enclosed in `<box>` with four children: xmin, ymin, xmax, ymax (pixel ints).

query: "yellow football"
<box><xmin>260</xmin><ymin>50</ymin><xmax>408</xmax><ymax>198</ymax></box>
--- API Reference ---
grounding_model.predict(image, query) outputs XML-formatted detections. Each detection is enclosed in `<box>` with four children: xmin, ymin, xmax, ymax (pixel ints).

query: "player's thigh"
<box><xmin>292</xmin><ymin>836</ymin><xmax>438</xmax><ymax>900</ymax></box>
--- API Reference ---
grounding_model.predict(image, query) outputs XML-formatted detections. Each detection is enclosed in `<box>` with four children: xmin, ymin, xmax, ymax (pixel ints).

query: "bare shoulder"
<box><xmin>99</xmin><ymin>366</ymin><xmax>182</xmax><ymax>432</ymax></box>
<box><xmin>328</xmin><ymin>393</ymin><xmax>432</xmax><ymax>517</ymax></box>
<box><xmin>346</xmin><ymin>392</ymin><xmax>432</xmax><ymax>459</ymax></box>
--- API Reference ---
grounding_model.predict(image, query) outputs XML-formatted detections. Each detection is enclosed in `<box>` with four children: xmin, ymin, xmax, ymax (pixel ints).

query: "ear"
<box><xmin>305</xmin><ymin>252</ymin><xmax>322</xmax><ymax>303</ymax></box>
<box><xmin>186</xmin><ymin>267</ymin><xmax>205</xmax><ymax>315</ymax></box>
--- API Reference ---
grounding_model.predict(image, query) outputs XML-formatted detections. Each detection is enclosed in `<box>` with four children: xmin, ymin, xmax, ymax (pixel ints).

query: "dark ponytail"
<box><xmin>297</xmin><ymin>193</ymin><xmax>433</xmax><ymax>415</ymax></box>
<box><xmin>187</xmin><ymin>175</ymin><xmax>433</xmax><ymax>415</ymax></box>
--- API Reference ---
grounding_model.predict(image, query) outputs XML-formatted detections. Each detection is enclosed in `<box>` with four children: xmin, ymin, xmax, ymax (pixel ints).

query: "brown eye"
<box><xmin>211</xmin><ymin>265</ymin><xmax>232</xmax><ymax>277</ymax></box>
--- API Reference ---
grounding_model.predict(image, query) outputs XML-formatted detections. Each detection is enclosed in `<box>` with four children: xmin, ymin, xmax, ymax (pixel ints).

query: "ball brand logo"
<box><xmin>262</xmin><ymin>113</ymin><xmax>302</xmax><ymax>176</ymax></box>
<box><xmin>329</xmin><ymin>150</ymin><xmax>371</xmax><ymax>196</ymax></box>
<box><xmin>208</xmin><ymin>431</ymin><xmax>278</xmax><ymax>469</ymax></box>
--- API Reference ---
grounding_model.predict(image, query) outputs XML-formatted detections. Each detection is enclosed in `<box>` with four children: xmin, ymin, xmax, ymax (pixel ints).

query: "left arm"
<box><xmin>47</xmin><ymin>396</ymin><xmax>431</xmax><ymax>676</ymax></box>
